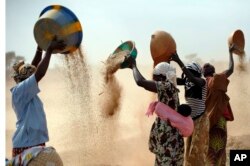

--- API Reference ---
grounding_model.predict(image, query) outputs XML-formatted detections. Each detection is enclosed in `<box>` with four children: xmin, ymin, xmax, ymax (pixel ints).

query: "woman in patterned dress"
<box><xmin>203</xmin><ymin>44</ymin><xmax>236</xmax><ymax>166</ymax></box>
<box><xmin>128</xmin><ymin>58</ymin><xmax>184</xmax><ymax>166</ymax></box>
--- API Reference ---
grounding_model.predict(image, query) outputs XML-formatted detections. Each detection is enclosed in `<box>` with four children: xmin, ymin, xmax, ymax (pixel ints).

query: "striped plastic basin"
<box><xmin>33</xmin><ymin>5</ymin><xmax>83</xmax><ymax>54</ymax></box>
<box><xmin>112</xmin><ymin>41</ymin><xmax>137</xmax><ymax>68</ymax></box>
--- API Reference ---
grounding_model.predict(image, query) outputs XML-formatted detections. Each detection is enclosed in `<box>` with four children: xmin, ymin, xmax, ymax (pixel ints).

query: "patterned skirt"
<box><xmin>185</xmin><ymin>113</ymin><xmax>210</xmax><ymax>166</ymax></box>
<box><xmin>12</xmin><ymin>143</ymin><xmax>45</xmax><ymax>157</ymax></box>
<box><xmin>149</xmin><ymin>118</ymin><xmax>184</xmax><ymax>166</ymax></box>
<box><xmin>207</xmin><ymin>117</ymin><xmax>227</xmax><ymax>166</ymax></box>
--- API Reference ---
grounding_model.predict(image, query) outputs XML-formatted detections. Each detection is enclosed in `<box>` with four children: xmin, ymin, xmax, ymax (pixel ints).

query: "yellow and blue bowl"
<box><xmin>112</xmin><ymin>41</ymin><xmax>137</xmax><ymax>68</ymax></box>
<box><xmin>33</xmin><ymin>5</ymin><xmax>83</xmax><ymax>54</ymax></box>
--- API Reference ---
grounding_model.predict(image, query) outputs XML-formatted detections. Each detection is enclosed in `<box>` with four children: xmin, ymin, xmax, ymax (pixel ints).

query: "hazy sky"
<box><xmin>6</xmin><ymin>0</ymin><xmax>250</xmax><ymax>66</ymax></box>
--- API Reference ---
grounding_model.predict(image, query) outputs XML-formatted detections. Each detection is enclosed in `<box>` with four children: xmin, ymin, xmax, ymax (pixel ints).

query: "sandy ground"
<box><xmin>5</xmin><ymin>59</ymin><xmax>250</xmax><ymax>165</ymax></box>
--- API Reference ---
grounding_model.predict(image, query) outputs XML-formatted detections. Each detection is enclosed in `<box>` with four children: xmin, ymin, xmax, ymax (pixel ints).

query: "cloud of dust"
<box><xmin>99</xmin><ymin>51</ymin><xmax>128</xmax><ymax>117</ymax></box>
<box><xmin>101</xmin><ymin>75</ymin><xmax>122</xmax><ymax>116</ymax></box>
<box><xmin>236</xmin><ymin>52</ymin><xmax>247</xmax><ymax>71</ymax></box>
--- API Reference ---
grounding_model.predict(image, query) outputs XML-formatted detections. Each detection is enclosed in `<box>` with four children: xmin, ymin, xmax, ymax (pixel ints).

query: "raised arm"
<box><xmin>129</xmin><ymin>58</ymin><xmax>157</xmax><ymax>93</ymax></box>
<box><xmin>31</xmin><ymin>46</ymin><xmax>43</xmax><ymax>67</ymax></box>
<box><xmin>223</xmin><ymin>44</ymin><xmax>235</xmax><ymax>78</ymax></box>
<box><xmin>171</xmin><ymin>53</ymin><xmax>205</xmax><ymax>87</ymax></box>
<box><xmin>35</xmin><ymin>37</ymin><xmax>65</xmax><ymax>82</ymax></box>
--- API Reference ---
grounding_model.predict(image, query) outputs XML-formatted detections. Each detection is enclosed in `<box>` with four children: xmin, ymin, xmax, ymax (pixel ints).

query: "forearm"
<box><xmin>174</xmin><ymin>58</ymin><xmax>193</xmax><ymax>79</ymax></box>
<box><xmin>224</xmin><ymin>51</ymin><xmax>234</xmax><ymax>78</ymax></box>
<box><xmin>32</xmin><ymin>46</ymin><xmax>43</xmax><ymax>67</ymax></box>
<box><xmin>131</xmin><ymin>64</ymin><xmax>157</xmax><ymax>92</ymax></box>
<box><xmin>172</xmin><ymin>53</ymin><xmax>204</xmax><ymax>86</ymax></box>
<box><xmin>35</xmin><ymin>50</ymin><xmax>53</xmax><ymax>82</ymax></box>
<box><xmin>132</xmin><ymin>64</ymin><xmax>146</xmax><ymax>85</ymax></box>
<box><xmin>174</xmin><ymin>58</ymin><xmax>195</xmax><ymax>80</ymax></box>
<box><xmin>177</xmin><ymin>60</ymin><xmax>205</xmax><ymax>87</ymax></box>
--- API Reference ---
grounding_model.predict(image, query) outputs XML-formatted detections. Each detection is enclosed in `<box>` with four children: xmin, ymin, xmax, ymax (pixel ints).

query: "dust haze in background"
<box><xmin>5</xmin><ymin>51</ymin><xmax>250</xmax><ymax>165</ymax></box>
<box><xmin>236</xmin><ymin>52</ymin><xmax>247</xmax><ymax>71</ymax></box>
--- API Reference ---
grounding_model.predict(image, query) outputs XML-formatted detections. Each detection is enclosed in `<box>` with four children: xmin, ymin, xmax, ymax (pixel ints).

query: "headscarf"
<box><xmin>185</xmin><ymin>62</ymin><xmax>202</xmax><ymax>76</ymax></box>
<box><xmin>153</xmin><ymin>62</ymin><xmax>177</xmax><ymax>86</ymax></box>
<box><xmin>12</xmin><ymin>60</ymin><xmax>36</xmax><ymax>83</ymax></box>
